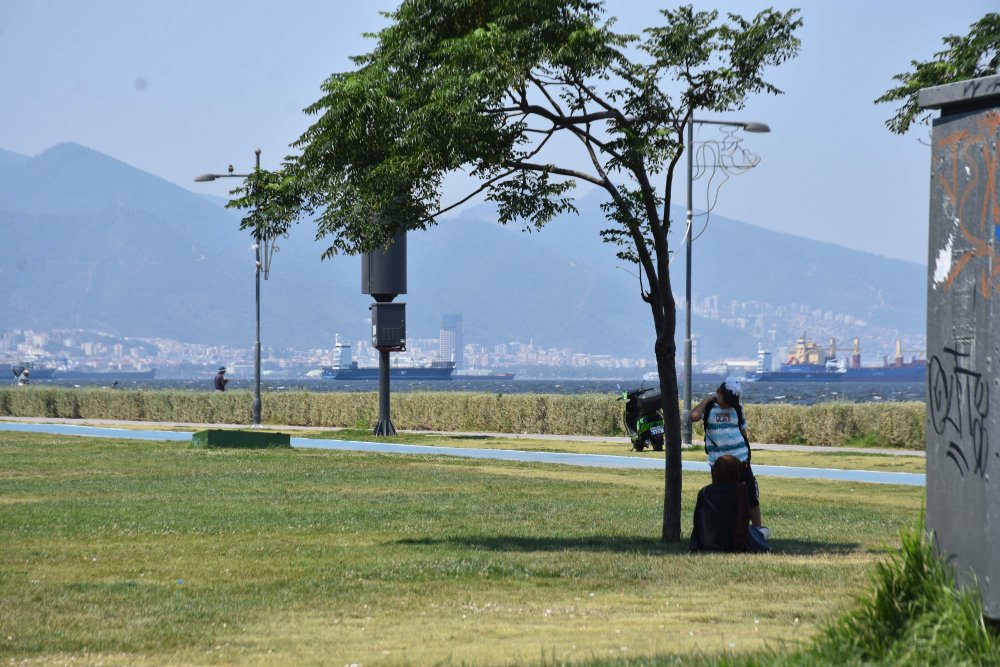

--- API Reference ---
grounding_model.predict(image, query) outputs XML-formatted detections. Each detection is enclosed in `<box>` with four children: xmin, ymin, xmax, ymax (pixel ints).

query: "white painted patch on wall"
<box><xmin>933</xmin><ymin>234</ymin><xmax>955</xmax><ymax>288</ymax></box>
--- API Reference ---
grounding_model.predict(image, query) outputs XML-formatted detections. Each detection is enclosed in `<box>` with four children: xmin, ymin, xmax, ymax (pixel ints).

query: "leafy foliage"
<box><xmin>0</xmin><ymin>388</ymin><xmax>926</xmax><ymax>449</ymax></box>
<box><xmin>226</xmin><ymin>165</ymin><xmax>306</xmax><ymax>243</ymax></box>
<box><xmin>279</xmin><ymin>0</ymin><xmax>801</xmax><ymax>540</ymax></box>
<box><xmin>877</xmin><ymin>13</ymin><xmax>1000</xmax><ymax>134</ymax></box>
<box><xmin>804</xmin><ymin>525</ymin><xmax>1000</xmax><ymax>665</ymax></box>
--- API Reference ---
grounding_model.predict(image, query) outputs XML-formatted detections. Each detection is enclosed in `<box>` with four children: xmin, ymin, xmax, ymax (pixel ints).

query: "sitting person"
<box><xmin>690</xmin><ymin>379</ymin><xmax>764</xmax><ymax>529</ymax></box>
<box><xmin>690</xmin><ymin>454</ymin><xmax>769</xmax><ymax>553</ymax></box>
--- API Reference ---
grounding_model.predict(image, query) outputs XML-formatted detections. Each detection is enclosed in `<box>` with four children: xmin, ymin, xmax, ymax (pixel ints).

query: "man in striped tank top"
<box><xmin>691</xmin><ymin>379</ymin><xmax>765</xmax><ymax>530</ymax></box>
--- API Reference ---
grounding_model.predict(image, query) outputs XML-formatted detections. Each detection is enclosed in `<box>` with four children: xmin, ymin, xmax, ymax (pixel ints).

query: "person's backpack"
<box><xmin>747</xmin><ymin>525</ymin><xmax>770</xmax><ymax>552</ymax></box>
<box><xmin>702</xmin><ymin>400</ymin><xmax>751</xmax><ymax>462</ymax></box>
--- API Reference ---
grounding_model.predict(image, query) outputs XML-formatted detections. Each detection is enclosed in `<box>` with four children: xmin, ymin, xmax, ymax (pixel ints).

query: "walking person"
<box><xmin>690</xmin><ymin>379</ymin><xmax>766</xmax><ymax>531</ymax></box>
<box><xmin>214</xmin><ymin>366</ymin><xmax>229</xmax><ymax>392</ymax></box>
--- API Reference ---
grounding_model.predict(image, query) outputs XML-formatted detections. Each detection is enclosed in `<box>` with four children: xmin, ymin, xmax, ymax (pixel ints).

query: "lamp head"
<box><xmin>742</xmin><ymin>122</ymin><xmax>770</xmax><ymax>133</ymax></box>
<box><xmin>193</xmin><ymin>174</ymin><xmax>217</xmax><ymax>182</ymax></box>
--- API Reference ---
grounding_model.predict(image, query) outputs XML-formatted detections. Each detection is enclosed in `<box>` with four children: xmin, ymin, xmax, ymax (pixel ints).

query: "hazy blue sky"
<box><xmin>0</xmin><ymin>1</ymin><xmax>994</xmax><ymax>264</ymax></box>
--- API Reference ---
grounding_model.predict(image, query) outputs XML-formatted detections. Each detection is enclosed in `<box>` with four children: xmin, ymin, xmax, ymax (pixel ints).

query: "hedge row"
<box><xmin>0</xmin><ymin>387</ymin><xmax>926</xmax><ymax>449</ymax></box>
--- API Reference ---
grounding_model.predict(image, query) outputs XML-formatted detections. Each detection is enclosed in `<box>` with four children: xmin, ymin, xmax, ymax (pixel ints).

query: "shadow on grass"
<box><xmin>395</xmin><ymin>535</ymin><xmax>861</xmax><ymax>556</ymax></box>
<box><xmin>397</xmin><ymin>534</ymin><xmax>685</xmax><ymax>555</ymax></box>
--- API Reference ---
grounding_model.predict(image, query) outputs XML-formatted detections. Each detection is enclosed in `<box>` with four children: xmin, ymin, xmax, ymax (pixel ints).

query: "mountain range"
<box><xmin>0</xmin><ymin>143</ymin><xmax>927</xmax><ymax>362</ymax></box>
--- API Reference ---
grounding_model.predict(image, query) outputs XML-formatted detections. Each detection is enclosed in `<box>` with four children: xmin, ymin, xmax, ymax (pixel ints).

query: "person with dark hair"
<box><xmin>214</xmin><ymin>367</ymin><xmax>229</xmax><ymax>392</ymax></box>
<box><xmin>689</xmin><ymin>454</ymin><xmax>769</xmax><ymax>552</ymax></box>
<box><xmin>690</xmin><ymin>379</ymin><xmax>766</xmax><ymax>530</ymax></box>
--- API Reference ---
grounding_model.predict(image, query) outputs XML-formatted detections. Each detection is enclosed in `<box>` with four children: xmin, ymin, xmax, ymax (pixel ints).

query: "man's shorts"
<box><xmin>740</xmin><ymin>463</ymin><xmax>760</xmax><ymax>508</ymax></box>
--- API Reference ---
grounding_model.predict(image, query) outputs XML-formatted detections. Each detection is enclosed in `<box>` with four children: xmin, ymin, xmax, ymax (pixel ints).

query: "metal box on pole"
<box><xmin>371</xmin><ymin>302</ymin><xmax>406</xmax><ymax>351</ymax></box>
<box><xmin>361</xmin><ymin>232</ymin><xmax>407</xmax><ymax>437</ymax></box>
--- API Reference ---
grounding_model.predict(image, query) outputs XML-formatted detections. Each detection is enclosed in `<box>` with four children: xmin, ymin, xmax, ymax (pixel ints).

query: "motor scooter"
<box><xmin>617</xmin><ymin>384</ymin><xmax>664</xmax><ymax>451</ymax></box>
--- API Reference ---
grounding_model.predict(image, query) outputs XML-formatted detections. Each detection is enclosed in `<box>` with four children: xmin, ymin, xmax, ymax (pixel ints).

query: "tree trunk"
<box><xmin>656</xmin><ymin>302</ymin><xmax>683</xmax><ymax>542</ymax></box>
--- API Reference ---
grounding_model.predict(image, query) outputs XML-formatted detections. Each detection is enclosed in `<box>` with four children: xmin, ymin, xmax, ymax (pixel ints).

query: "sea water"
<box><xmin>25</xmin><ymin>377</ymin><xmax>926</xmax><ymax>406</ymax></box>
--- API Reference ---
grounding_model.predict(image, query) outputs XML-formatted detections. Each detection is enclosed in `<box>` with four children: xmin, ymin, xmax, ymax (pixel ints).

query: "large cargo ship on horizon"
<box><xmin>321</xmin><ymin>337</ymin><xmax>456</xmax><ymax>380</ymax></box>
<box><xmin>747</xmin><ymin>335</ymin><xmax>926</xmax><ymax>383</ymax></box>
<box><xmin>452</xmin><ymin>369</ymin><xmax>516</xmax><ymax>381</ymax></box>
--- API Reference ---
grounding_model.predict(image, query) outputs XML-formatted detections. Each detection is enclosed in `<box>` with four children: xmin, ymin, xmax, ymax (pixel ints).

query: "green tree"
<box><xmin>275</xmin><ymin>1</ymin><xmax>801</xmax><ymax>541</ymax></box>
<box><xmin>876</xmin><ymin>13</ymin><xmax>1000</xmax><ymax>135</ymax></box>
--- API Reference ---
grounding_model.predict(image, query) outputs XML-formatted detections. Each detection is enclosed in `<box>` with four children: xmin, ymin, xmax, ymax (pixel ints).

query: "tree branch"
<box><xmin>426</xmin><ymin>124</ymin><xmax>563</xmax><ymax>220</ymax></box>
<box><xmin>424</xmin><ymin>168</ymin><xmax>518</xmax><ymax>219</ymax></box>
<box><xmin>527</xmin><ymin>72</ymin><xmax>568</xmax><ymax>118</ymax></box>
<box><xmin>509</xmin><ymin>160</ymin><xmax>604</xmax><ymax>186</ymax></box>
<box><xmin>516</xmin><ymin>91</ymin><xmax>625</xmax><ymax>162</ymax></box>
<box><xmin>571</xmin><ymin>75</ymin><xmax>634</xmax><ymax>131</ymax></box>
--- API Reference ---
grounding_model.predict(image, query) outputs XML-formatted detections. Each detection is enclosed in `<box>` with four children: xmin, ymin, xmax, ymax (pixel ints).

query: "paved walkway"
<box><xmin>0</xmin><ymin>417</ymin><xmax>926</xmax><ymax>487</ymax></box>
<box><xmin>0</xmin><ymin>416</ymin><xmax>924</xmax><ymax>457</ymax></box>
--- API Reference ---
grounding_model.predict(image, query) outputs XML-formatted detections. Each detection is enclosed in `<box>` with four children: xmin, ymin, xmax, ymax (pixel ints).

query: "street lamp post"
<box><xmin>194</xmin><ymin>149</ymin><xmax>270</xmax><ymax>428</ymax></box>
<box><xmin>682</xmin><ymin>120</ymin><xmax>769</xmax><ymax>445</ymax></box>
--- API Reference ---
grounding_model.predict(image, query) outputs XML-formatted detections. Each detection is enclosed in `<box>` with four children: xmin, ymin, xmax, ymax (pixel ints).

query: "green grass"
<box><xmin>0</xmin><ymin>430</ymin><xmax>928</xmax><ymax>665</ymax></box>
<box><xmin>288</xmin><ymin>428</ymin><xmax>927</xmax><ymax>475</ymax></box>
<box><xmin>803</xmin><ymin>526</ymin><xmax>1000</xmax><ymax>665</ymax></box>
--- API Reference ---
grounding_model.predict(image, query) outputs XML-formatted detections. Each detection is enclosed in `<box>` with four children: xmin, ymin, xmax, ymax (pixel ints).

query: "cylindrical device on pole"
<box><xmin>373</xmin><ymin>348</ymin><xmax>396</xmax><ymax>436</ymax></box>
<box><xmin>362</xmin><ymin>233</ymin><xmax>407</xmax><ymax>302</ymax></box>
<box><xmin>364</xmin><ymin>233</ymin><xmax>406</xmax><ymax>436</ymax></box>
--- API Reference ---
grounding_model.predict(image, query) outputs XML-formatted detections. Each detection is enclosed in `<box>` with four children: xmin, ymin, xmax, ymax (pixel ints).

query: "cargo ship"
<box><xmin>747</xmin><ymin>335</ymin><xmax>926</xmax><ymax>383</ymax></box>
<box><xmin>321</xmin><ymin>337</ymin><xmax>456</xmax><ymax>380</ymax></box>
<box><xmin>453</xmin><ymin>369</ymin><xmax>516</xmax><ymax>381</ymax></box>
<box><xmin>645</xmin><ymin>368</ymin><xmax>730</xmax><ymax>384</ymax></box>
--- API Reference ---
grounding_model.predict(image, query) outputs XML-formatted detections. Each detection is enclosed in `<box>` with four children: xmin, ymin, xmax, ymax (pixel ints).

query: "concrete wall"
<box><xmin>920</xmin><ymin>74</ymin><xmax>1000</xmax><ymax>619</ymax></box>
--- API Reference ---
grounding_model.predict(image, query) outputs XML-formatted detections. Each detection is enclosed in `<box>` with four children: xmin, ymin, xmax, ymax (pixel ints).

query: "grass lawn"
<box><xmin>0</xmin><ymin>431</ymin><xmax>922</xmax><ymax>665</ymax></box>
<box><xmin>292</xmin><ymin>428</ymin><xmax>927</xmax><ymax>475</ymax></box>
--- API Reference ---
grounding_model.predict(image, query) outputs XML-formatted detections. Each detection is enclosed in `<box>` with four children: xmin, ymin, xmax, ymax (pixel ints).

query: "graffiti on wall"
<box><xmin>929</xmin><ymin>110</ymin><xmax>999</xmax><ymax>480</ymax></box>
<box><xmin>930</xmin><ymin>110</ymin><xmax>1000</xmax><ymax>300</ymax></box>
<box><xmin>929</xmin><ymin>340</ymin><xmax>990</xmax><ymax>478</ymax></box>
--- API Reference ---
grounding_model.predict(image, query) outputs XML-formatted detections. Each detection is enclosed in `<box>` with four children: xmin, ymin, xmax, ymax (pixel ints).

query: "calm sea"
<box><xmin>28</xmin><ymin>377</ymin><xmax>926</xmax><ymax>405</ymax></box>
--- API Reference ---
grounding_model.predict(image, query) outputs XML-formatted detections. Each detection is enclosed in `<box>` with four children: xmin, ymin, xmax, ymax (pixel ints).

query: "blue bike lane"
<box><xmin>0</xmin><ymin>421</ymin><xmax>925</xmax><ymax>487</ymax></box>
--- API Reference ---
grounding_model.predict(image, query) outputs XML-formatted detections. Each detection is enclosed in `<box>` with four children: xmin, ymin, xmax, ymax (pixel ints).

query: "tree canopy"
<box><xmin>876</xmin><ymin>12</ymin><xmax>1000</xmax><ymax>135</ymax></box>
<box><xmin>287</xmin><ymin>1</ymin><xmax>800</xmax><ymax>258</ymax></box>
<box><xmin>239</xmin><ymin>0</ymin><xmax>801</xmax><ymax>541</ymax></box>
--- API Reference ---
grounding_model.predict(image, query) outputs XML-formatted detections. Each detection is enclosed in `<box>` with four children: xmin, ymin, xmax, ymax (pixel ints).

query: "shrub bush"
<box><xmin>804</xmin><ymin>526</ymin><xmax>1000</xmax><ymax>665</ymax></box>
<box><xmin>0</xmin><ymin>387</ymin><xmax>925</xmax><ymax>448</ymax></box>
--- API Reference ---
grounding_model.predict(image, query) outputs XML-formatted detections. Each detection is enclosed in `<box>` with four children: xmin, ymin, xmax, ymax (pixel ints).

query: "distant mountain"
<box><xmin>0</xmin><ymin>148</ymin><xmax>28</xmax><ymax>168</ymax></box>
<box><xmin>0</xmin><ymin>143</ymin><xmax>926</xmax><ymax>361</ymax></box>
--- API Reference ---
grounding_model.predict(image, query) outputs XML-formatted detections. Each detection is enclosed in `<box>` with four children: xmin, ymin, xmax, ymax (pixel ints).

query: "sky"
<box><xmin>0</xmin><ymin>0</ymin><xmax>995</xmax><ymax>265</ymax></box>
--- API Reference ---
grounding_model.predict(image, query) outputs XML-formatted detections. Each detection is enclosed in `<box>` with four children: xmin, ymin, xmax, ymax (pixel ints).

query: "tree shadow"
<box><xmin>397</xmin><ymin>534</ymin><xmax>684</xmax><ymax>555</ymax></box>
<box><xmin>395</xmin><ymin>535</ymin><xmax>862</xmax><ymax>556</ymax></box>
